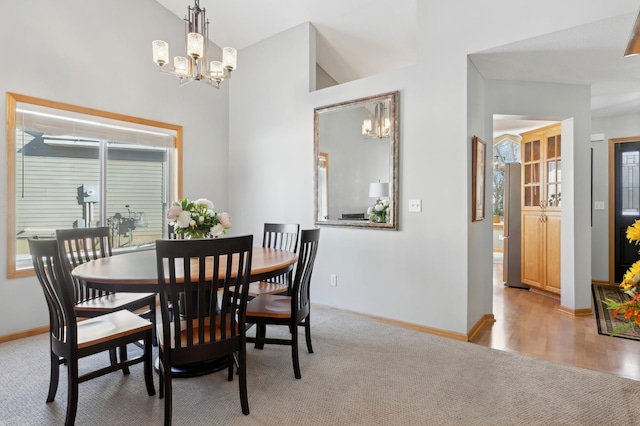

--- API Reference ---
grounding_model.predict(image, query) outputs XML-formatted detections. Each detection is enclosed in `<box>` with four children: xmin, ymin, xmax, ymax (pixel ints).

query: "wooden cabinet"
<box><xmin>520</xmin><ymin>123</ymin><xmax>561</xmax><ymax>295</ymax></box>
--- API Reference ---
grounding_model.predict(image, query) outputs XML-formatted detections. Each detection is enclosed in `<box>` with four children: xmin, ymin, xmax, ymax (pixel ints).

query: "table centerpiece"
<box><xmin>166</xmin><ymin>197</ymin><xmax>231</xmax><ymax>239</ymax></box>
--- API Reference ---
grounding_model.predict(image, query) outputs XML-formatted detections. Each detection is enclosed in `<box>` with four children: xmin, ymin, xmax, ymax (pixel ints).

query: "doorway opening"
<box><xmin>491</xmin><ymin>116</ymin><xmax>558</xmax><ymax>286</ymax></box>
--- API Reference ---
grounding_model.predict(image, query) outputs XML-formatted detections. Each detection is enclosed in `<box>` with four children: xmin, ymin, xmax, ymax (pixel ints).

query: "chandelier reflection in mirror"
<box><xmin>362</xmin><ymin>102</ymin><xmax>391</xmax><ymax>139</ymax></box>
<box><xmin>151</xmin><ymin>0</ymin><xmax>237</xmax><ymax>89</ymax></box>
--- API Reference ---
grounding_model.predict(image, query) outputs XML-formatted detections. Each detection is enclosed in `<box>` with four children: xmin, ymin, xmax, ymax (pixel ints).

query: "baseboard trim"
<box><xmin>592</xmin><ymin>280</ymin><xmax>611</xmax><ymax>286</ymax></box>
<box><xmin>314</xmin><ymin>303</ymin><xmax>475</xmax><ymax>342</ymax></box>
<box><xmin>0</xmin><ymin>325</ymin><xmax>48</xmax><ymax>344</ymax></box>
<box><xmin>558</xmin><ymin>305</ymin><xmax>592</xmax><ymax>317</ymax></box>
<box><xmin>467</xmin><ymin>314</ymin><xmax>496</xmax><ymax>341</ymax></box>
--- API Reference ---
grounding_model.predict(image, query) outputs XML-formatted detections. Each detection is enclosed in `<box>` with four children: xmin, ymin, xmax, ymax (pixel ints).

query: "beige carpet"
<box><xmin>2</xmin><ymin>305</ymin><xmax>640</xmax><ymax>425</ymax></box>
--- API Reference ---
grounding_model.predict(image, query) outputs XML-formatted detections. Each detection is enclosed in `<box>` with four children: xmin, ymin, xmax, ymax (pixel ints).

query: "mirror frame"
<box><xmin>314</xmin><ymin>91</ymin><xmax>399</xmax><ymax>230</ymax></box>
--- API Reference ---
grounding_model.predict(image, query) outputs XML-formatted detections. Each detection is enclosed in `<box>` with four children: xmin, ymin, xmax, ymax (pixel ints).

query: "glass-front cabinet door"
<box><xmin>523</xmin><ymin>138</ymin><xmax>541</xmax><ymax>207</ymax></box>
<box><xmin>546</xmin><ymin>134</ymin><xmax>561</xmax><ymax>208</ymax></box>
<box><xmin>520</xmin><ymin>123</ymin><xmax>562</xmax><ymax>295</ymax></box>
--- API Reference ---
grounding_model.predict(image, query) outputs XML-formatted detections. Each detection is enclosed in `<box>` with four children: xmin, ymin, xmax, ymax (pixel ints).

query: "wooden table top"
<box><xmin>71</xmin><ymin>247</ymin><xmax>297</xmax><ymax>292</ymax></box>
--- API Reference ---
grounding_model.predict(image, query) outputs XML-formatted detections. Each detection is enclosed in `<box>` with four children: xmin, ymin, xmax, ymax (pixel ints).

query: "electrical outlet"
<box><xmin>408</xmin><ymin>199</ymin><xmax>422</xmax><ymax>212</ymax></box>
<box><xmin>330</xmin><ymin>274</ymin><xmax>337</xmax><ymax>286</ymax></box>
<box><xmin>594</xmin><ymin>201</ymin><xmax>605</xmax><ymax>210</ymax></box>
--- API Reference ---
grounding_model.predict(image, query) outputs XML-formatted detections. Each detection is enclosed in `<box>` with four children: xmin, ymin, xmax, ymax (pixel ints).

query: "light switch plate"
<box><xmin>408</xmin><ymin>199</ymin><xmax>422</xmax><ymax>212</ymax></box>
<box><xmin>594</xmin><ymin>201</ymin><xmax>605</xmax><ymax>210</ymax></box>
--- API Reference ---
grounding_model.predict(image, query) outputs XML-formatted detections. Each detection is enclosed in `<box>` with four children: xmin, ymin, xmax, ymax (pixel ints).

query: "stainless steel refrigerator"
<box><xmin>502</xmin><ymin>162</ymin><xmax>529</xmax><ymax>289</ymax></box>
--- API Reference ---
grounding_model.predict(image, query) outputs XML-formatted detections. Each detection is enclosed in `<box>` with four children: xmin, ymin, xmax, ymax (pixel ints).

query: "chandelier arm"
<box><xmin>177</xmin><ymin>77</ymin><xmax>197</xmax><ymax>87</ymax></box>
<box><xmin>201</xmin><ymin>78</ymin><xmax>221</xmax><ymax>89</ymax></box>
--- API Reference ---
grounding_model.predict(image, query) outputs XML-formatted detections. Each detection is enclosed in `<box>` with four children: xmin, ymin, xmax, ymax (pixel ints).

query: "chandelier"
<box><xmin>151</xmin><ymin>0</ymin><xmax>237</xmax><ymax>89</ymax></box>
<box><xmin>362</xmin><ymin>102</ymin><xmax>391</xmax><ymax>139</ymax></box>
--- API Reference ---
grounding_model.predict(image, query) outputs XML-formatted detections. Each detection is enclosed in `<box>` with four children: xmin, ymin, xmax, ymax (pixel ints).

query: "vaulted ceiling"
<box><xmin>154</xmin><ymin>1</ymin><xmax>640</xmax><ymax>129</ymax></box>
<box><xmin>154</xmin><ymin>0</ymin><xmax>417</xmax><ymax>85</ymax></box>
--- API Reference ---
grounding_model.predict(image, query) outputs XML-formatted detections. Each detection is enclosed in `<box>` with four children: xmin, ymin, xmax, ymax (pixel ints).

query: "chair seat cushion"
<box><xmin>246</xmin><ymin>294</ymin><xmax>292</xmax><ymax>319</ymax></box>
<box><xmin>76</xmin><ymin>309</ymin><xmax>152</xmax><ymax>349</ymax></box>
<box><xmin>74</xmin><ymin>292</ymin><xmax>156</xmax><ymax>313</ymax></box>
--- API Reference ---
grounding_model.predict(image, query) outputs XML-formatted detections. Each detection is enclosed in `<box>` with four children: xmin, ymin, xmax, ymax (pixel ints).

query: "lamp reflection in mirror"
<box><xmin>362</xmin><ymin>102</ymin><xmax>391</xmax><ymax>139</ymax></box>
<box><xmin>369</xmin><ymin>181</ymin><xmax>389</xmax><ymax>202</ymax></box>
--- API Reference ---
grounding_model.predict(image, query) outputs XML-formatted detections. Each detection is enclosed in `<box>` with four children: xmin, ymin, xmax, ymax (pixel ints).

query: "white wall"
<box><xmin>0</xmin><ymin>0</ymin><xmax>229</xmax><ymax>335</ymax></box>
<box><xmin>467</xmin><ymin>60</ymin><xmax>492</xmax><ymax>329</ymax></box>
<box><xmin>228</xmin><ymin>0</ymin><xmax>635</xmax><ymax>336</ymax></box>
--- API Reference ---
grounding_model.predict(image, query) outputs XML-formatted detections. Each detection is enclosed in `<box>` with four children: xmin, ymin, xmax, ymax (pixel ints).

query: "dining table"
<box><xmin>71</xmin><ymin>245</ymin><xmax>298</xmax><ymax>377</ymax></box>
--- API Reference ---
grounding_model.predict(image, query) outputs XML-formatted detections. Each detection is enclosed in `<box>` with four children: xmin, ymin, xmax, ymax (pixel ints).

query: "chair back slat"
<box><xmin>155</xmin><ymin>236</ymin><xmax>253</xmax><ymax>362</ymax></box>
<box><xmin>56</xmin><ymin>227</ymin><xmax>114</xmax><ymax>301</ymax></box>
<box><xmin>262</xmin><ymin>223</ymin><xmax>299</xmax><ymax>252</ymax></box>
<box><xmin>291</xmin><ymin>229</ymin><xmax>320</xmax><ymax>318</ymax></box>
<box><xmin>262</xmin><ymin>223</ymin><xmax>299</xmax><ymax>285</ymax></box>
<box><xmin>29</xmin><ymin>239</ymin><xmax>78</xmax><ymax>348</ymax></box>
<box><xmin>167</xmin><ymin>224</ymin><xmax>184</xmax><ymax>239</ymax></box>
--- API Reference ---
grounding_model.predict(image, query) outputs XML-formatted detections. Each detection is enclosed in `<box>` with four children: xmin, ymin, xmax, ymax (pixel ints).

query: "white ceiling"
<box><xmin>153</xmin><ymin>1</ymin><xmax>640</xmax><ymax>134</ymax></box>
<box><xmin>470</xmin><ymin>12</ymin><xmax>640</xmax><ymax>120</ymax></box>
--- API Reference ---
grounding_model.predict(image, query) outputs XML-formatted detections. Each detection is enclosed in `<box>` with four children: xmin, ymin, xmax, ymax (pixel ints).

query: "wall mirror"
<box><xmin>314</xmin><ymin>91</ymin><xmax>398</xmax><ymax>229</ymax></box>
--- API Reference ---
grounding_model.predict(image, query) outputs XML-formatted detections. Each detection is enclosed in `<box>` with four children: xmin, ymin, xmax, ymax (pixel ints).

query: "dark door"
<box><xmin>614</xmin><ymin>141</ymin><xmax>640</xmax><ymax>283</ymax></box>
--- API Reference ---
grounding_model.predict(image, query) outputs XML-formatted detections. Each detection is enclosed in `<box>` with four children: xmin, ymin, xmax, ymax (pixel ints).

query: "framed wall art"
<box><xmin>472</xmin><ymin>136</ymin><xmax>486</xmax><ymax>222</ymax></box>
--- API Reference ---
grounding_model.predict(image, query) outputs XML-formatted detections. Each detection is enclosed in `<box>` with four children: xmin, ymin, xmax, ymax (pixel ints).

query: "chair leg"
<box><xmin>158</xmin><ymin>348</ymin><xmax>165</xmax><ymax>399</ymax></box>
<box><xmin>304</xmin><ymin>315</ymin><xmax>313</xmax><ymax>354</ymax></box>
<box><xmin>65</xmin><ymin>359</ymin><xmax>79</xmax><ymax>426</ymax></box>
<box><xmin>46</xmin><ymin>351</ymin><xmax>60</xmax><ymax>402</ymax></box>
<box><xmin>143</xmin><ymin>334</ymin><xmax>155</xmax><ymax>396</ymax></box>
<box><xmin>119</xmin><ymin>344</ymin><xmax>130</xmax><ymax>375</ymax></box>
<box><xmin>238</xmin><ymin>348</ymin><xmax>250</xmax><ymax>415</ymax></box>
<box><xmin>227</xmin><ymin>354</ymin><xmax>234</xmax><ymax>381</ymax></box>
<box><xmin>163</xmin><ymin>366</ymin><xmax>173</xmax><ymax>426</ymax></box>
<box><xmin>291</xmin><ymin>322</ymin><xmax>301</xmax><ymax>379</ymax></box>
<box><xmin>150</xmin><ymin>300</ymin><xmax>158</xmax><ymax>347</ymax></box>
<box><xmin>109</xmin><ymin>347</ymin><xmax>118</xmax><ymax>367</ymax></box>
<box><xmin>254</xmin><ymin>323</ymin><xmax>266</xmax><ymax>350</ymax></box>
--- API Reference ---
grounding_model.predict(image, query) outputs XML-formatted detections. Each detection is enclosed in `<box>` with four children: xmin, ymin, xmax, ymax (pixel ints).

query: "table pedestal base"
<box><xmin>154</xmin><ymin>357</ymin><xmax>229</xmax><ymax>378</ymax></box>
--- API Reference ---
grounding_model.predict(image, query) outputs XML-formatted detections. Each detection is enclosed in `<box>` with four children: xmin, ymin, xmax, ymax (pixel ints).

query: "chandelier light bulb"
<box><xmin>174</xmin><ymin>56</ymin><xmax>189</xmax><ymax>76</ymax></box>
<box><xmin>209</xmin><ymin>61</ymin><xmax>224</xmax><ymax>79</ymax></box>
<box><xmin>187</xmin><ymin>32</ymin><xmax>204</xmax><ymax>58</ymax></box>
<box><xmin>222</xmin><ymin>47</ymin><xmax>237</xmax><ymax>70</ymax></box>
<box><xmin>152</xmin><ymin>40</ymin><xmax>169</xmax><ymax>66</ymax></box>
<box><xmin>362</xmin><ymin>120</ymin><xmax>372</xmax><ymax>135</ymax></box>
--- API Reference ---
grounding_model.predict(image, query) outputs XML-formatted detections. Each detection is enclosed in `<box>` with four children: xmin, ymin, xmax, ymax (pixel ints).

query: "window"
<box><xmin>492</xmin><ymin>135</ymin><xmax>522</xmax><ymax>218</ymax></box>
<box><xmin>622</xmin><ymin>150</ymin><xmax>640</xmax><ymax>216</ymax></box>
<box><xmin>7</xmin><ymin>93</ymin><xmax>183</xmax><ymax>278</ymax></box>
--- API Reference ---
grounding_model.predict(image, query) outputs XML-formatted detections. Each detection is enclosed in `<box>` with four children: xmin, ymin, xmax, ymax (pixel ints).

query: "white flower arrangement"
<box><xmin>166</xmin><ymin>197</ymin><xmax>232</xmax><ymax>238</ymax></box>
<box><xmin>367</xmin><ymin>199</ymin><xmax>390</xmax><ymax>223</ymax></box>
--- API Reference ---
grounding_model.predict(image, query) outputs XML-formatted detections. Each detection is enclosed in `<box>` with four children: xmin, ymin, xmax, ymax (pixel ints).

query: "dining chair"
<box><xmin>248</xmin><ymin>223</ymin><xmax>300</xmax><ymax>297</ymax></box>
<box><xmin>56</xmin><ymin>227</ymin><xmax>158</xmax><ymax>349</ymax></box>
<box><xmin>167</xmin><ymin>223</ymin><xmax>184</xmax><ymax>239</ymax></box>
<box><xmin>155</xmin><ymin>235</ymin><xmax>254</xmax><ymax>424</ymax></box>
<box><xmin>29</xmin><ymin>238</ymin><xmax>155</xmax><ymax>426</ymax></box>
<box><xmin>246</xmin><ymin>228</ymin><xmax>320</xmax><ymax>379</ymax></box>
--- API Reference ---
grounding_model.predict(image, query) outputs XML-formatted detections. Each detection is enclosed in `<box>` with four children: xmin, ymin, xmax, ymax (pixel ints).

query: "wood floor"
<box><xmin>470</xmin><ymin>262</ymin><xmax>640</xmax><ymax>381</ymax></box>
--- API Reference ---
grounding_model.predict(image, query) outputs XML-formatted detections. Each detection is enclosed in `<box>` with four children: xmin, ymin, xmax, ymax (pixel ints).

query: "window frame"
<box><xmin>6</xmin><ymin>92</ymin><xmax>183</xmax><ymax>278</ymax></box>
